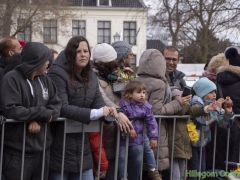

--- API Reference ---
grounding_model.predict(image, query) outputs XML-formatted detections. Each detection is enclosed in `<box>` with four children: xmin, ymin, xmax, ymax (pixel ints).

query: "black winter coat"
<box><xmin>207</xmin><ymin>65</ymin><xmax>240</xmax><ymax>170</ymax></box>
<box><xmin>48</xmin><ymin>50</ymin><xmax>105</xmax><ymax>172</ymax></box>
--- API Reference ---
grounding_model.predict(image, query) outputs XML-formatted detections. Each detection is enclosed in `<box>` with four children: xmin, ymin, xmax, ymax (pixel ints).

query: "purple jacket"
<box><xmin>119</xmin><ymin>98</ymin><xmax>158</xmax><ymax>146</ymax></box>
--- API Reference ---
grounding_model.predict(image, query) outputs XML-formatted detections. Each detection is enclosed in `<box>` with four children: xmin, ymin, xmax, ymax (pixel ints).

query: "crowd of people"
<box><xmin>0</xmin><ymin>36</ymin><xmax>239</xmax><ymax>180</ymax></box>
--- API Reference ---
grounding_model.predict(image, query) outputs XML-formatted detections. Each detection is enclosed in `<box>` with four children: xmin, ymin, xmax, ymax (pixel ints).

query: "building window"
<box><xmin>123</xmin><ymin>22</ymin><xmax>136</xmax><ymax>45</ymax></box>
<box><xmin>72</xmin><ymin>20</ymin><xmax>86</xmax><ymax>37</ymax></box>
<box><xmin>97</xmin><ymin>0</ymin><xmax>111</xmax><ymax>6</ymax></box>
<box><xmin>100</xmin><ymin>0</ymin><xmax>108</xmax><ymax>5</ymax></box>
<box><xmin>17</xmin><ymin>19</ymin><xmax>31</xmax><ymax>42</ymax></box>
<box><xmin>43</xmin><ymin>20</ymin><xmax>57</xmax><ymax>43</ymax></box>
<box><xmin>98</xmin><ymin>21</ymin><xmax>111</xmax><ymax>44</ymax></box>
<box><xmin>131</xmin><ymin>55</ymin><xmax>136</xmax><ymax>68</ymax></box>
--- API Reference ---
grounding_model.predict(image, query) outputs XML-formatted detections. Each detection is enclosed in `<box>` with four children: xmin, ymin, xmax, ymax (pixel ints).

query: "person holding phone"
<box><xmin>182</xmin><ymin>86</ymin><xmax>192</xmax><ymax>97</ymax></box>
<box><xmin>135</xmin><ymin>49</ymin><xmax>192</xmax><ymax>179</ymax></box>
<box><xmin>162</xmin><ymin>46</ymin><xmax>186</xmax><ymax>90</ymax></box>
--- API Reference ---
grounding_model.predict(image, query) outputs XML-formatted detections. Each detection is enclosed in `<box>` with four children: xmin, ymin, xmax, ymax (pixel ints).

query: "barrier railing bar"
<box><xmin>156</xmin><ymin>117</ymin><xmax>161</xmax><ymax>169</ymax></box>
<box><xmin>225</xmin><ymin>128</ymin><xmax>230</xmax><ymax>172</ymax></box>
<box><xmin>140</xmin><ymin>121</ymin><xmax>146</xmax><ymax>180</ymax></box>
<box><xmin>0</xmin><ymin>122</ymin><xmax>5</xmax><ymax>180</ymax></box>
<box><xmin>61</xmin><ymin>120</ymin><xmax>67</xmax><ymax>180</ymax></box>
<box><xmin>79</xmin><ymin>124</ymin><xmax>85</xmax><ymax>180</ymax></box>
<box><xmin>123</xmin><ymin>131</ymin><xmax>129</xmax><ymax>180</ymax></box>
<box><xmin>114</xmin><ymin>119</ymin><xmax>120</xmax><ymax>180</ymax></box>
<box><xmin>170</xmin><ymin>117</ymin><xmax>176</xmax><ymax>180</ymax></box>
<box><xmin>96</xmin><ymin>121</ymin><xmax>103</xmax><ymax>180</ymax></box>
<box><xmin>20</xmin><ymin>122</ymin><xmax>26</xmax><ymax>180</ymax></box>
<box><xmin>41</xmin><ymin>123</ymin><xmax>48</xmax><ymax>180</ymax></box>
<box><xmin>212</xmin><ymin>122</ymin><xmax>217</xmax><ymax>172</ymax></box>
<box><xmin>198</xmin><ymin>125</ymin><xmax>203</xmax><ymax>180</ymax></box>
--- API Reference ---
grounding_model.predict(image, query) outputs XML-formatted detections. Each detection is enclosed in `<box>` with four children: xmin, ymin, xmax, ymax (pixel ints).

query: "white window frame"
<box><xmin>72</xmin><ymin>20</ymin><xmax>86</xmax><ymax>37</ymax></box>
<box><xmin>97</xmin><ymin>21</ymin><xmax>111</xmax><ymax>44</ymax></box>
<box><xmin>17</xmin><ymin>19</ymin><xmax>32</xmax><ymax>42</ymax></box>
<box><xmin>123</xmin><ymin>21</ymin><xmax>137</xmax><ymax>45</ymax></box>
<box><xmin>43</xmin><ymin>19</ymin><xmax>57</xmax><ymax>44</ymax></box>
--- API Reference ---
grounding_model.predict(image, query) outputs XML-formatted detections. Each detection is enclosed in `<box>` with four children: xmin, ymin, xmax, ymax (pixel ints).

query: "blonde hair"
<box><xmin>121</xmin><ymin>81</ymin><xmax>147</xmax><ymax>101</ymax></box>
<box><xmin>207</xmin><ymin>53</ymin><xmax>228</xmax><ymax>71</ymax></box>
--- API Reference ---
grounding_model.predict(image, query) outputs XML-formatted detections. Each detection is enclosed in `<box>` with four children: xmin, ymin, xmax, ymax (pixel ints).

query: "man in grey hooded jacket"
<box><xmin>0</xmin><ymin>42</ymin><xmax>62</xmax><ymax>180</ymax></box>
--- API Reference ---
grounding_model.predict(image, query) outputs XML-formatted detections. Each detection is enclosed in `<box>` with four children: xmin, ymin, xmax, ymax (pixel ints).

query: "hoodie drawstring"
<box><xmin>26</xmin><ymin>77</ymin><xmax>46</xmax><ymax>98</ymax></box>
<box><xmin>27</xmin><ymin>79</ymin><xmax>34</xmax><ymax>97</ymax></box>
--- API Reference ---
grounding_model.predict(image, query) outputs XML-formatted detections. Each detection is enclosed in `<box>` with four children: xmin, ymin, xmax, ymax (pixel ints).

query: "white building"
<box><xmin>12</xmin><ymin>0</ymin><xmax>148</xmax><ymax>67</ymax></box>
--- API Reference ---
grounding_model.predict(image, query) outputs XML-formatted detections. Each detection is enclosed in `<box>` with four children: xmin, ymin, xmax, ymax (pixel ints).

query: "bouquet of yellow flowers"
<box><xmin>112</xmin><ymin>69</ymin><xmax>134</xmax><ymax>93</ymax></box>
<box><xmin>186</xmin><ymin>120</ymin><xmax>199</xmax><ymax>143</ymax></box>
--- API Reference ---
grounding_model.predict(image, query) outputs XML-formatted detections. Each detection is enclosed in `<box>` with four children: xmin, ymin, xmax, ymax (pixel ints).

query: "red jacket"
<box><xmin>87</xmin><ymin>132</ymin><xmax>108</xmax><ymax>171</ymax></box>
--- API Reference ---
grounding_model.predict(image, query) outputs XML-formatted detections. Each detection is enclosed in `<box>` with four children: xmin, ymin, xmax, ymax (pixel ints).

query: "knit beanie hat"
<box><xmin>224</xmin><ymin>46</ymin><xmax>240</xmax><ymax>66</ymax></box>
<box><xmin>193</xmin><ymin>77</ymin><xmax>216</xmax><ymax>98</ymax></box>
<box><xmin>91</xmin><ymin>43</ymin><xmax>117</xmax><ymax>63</ymax></box>
<box><xmin>111</xmin><ymin>41</ymin><xmax>132</xmax><ymax>62</ymax></box>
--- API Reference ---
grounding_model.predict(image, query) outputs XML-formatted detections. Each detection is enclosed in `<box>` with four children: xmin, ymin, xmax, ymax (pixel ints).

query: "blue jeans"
<box><xmin>48</xmin><ymin>169</ymin><xmax>94</xmax><ymax>180</ymax></box>
<box><xmin>118</xmin><ymin>145</ymin><xmax>143</xmax><ymax>180</ymax></box>
<box><xmin>144</xmin><ymin>137</ymin><xmax>157</xmax><ymax>170</ymax></box>
<box><xmin>188</xmin><ymin>146</ymin><xmax>206</xmax><ymax>180</ymax></box>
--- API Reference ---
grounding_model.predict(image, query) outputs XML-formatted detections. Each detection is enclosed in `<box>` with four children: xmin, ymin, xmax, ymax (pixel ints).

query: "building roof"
<box><xmin>73</xmin><ymin>0</ymin><xmax>146</xmax><ymax>8</ymax></box>
<box><xmin>147</xmin><ymin>40</ymin><xmax>166</xmax><ymax>52</ymax></box>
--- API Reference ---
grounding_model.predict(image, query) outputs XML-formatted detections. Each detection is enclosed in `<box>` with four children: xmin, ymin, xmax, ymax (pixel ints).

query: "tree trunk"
<box><xmin>199</xmin><ymin>28</ymin><xmax>208</xmax><ymax>63</ymax></box>
<box><xmin>2</xmin><ymin>1</ymin><xmax>15</xmax><ymax>37</ymax></box>
<box><xmin>172</xmin><ymin>34</ymin><xmax>178</xmax><ymax>48</ymax></box>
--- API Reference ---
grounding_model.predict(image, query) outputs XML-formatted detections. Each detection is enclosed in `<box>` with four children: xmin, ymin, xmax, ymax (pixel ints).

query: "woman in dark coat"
<box><xmin>207</xmin><ymin>47</ymin><xmax>240</xmax><ymax>171</ymax></box>
<box><xmin>48</xmin><ymin>36</ymin><xmax>116</xmax><ymax>180</ymax></box>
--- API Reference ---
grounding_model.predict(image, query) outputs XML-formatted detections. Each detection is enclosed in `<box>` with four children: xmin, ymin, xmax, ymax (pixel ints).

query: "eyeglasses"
<box><xmin>165</xmin><ymin>57</ymin><xmax>178</xmax><ymax>62</ymax></box>
<box><xmin>128</xmin><ymin>53</ymin><xmax>134</xmax><ymax>57</ymax></box>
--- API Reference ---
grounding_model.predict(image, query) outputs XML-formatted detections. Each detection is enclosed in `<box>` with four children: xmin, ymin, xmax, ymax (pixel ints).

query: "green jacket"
<box><xmin>167</xmin><ymin>104</ymin><xmax>206</xmax><ymax>159</ymax></box>
<box><xmin>167</xmin><ymin>104</ymin><xmax>192</xmax><ymax>159</ymax></box>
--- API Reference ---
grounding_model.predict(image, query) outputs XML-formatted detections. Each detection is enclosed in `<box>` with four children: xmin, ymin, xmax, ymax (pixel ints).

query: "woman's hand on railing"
<box><xmin>103</xmin><ymin>106</ymin><xmax>112</xmax><ymax>116</ymax></box>
<box><xmin>108</xmin><ymin>107</ymin><xmax>118</xmax><ymax>118</ymax></box>
<box><xmin>28</xmin><ymin>121</ymin><xmax>41</xmax><ymax>133</ymax></box>
<box><xmin>116</xmin><ymin>112</ymin><xmax>134</xmax><ymax>133</ymax></box>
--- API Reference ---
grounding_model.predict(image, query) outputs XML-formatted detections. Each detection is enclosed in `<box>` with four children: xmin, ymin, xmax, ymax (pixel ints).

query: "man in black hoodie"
<box><xmin>0</xmin><ymin>37</ymin><xmax>23</xmax><ymax>80</ymax></box>
<box><xmin>0</xmin><ymin>42</ymin><xmax>62</xmax><ymax>180</ymax></box>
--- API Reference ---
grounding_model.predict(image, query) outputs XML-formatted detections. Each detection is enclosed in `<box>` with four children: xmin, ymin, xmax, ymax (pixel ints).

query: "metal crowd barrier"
<box><xmin>0</xmin><ymin>115</ymin><xmax>239</xmax><ymax>180</ymax></box>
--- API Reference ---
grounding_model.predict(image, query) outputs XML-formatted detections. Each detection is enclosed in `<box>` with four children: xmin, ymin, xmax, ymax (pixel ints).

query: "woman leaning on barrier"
<box><xmin>135</xmin><ymin>49</ymin><xmax>192</xmax><ymax>177</ymax></box>
<box><xmin>207</xmin><ymin>46</ymin><xmax>240</xmax><ymax>171</ymax></box>
<box><xmin>91</xmin><ymin>43</ymin><xmax>134</xmax><ymax>180</ymax></box>
<box><xmin>47</xmin><ymin>36</ymin><xmax>117</xmax><ymax>180</ymax></box>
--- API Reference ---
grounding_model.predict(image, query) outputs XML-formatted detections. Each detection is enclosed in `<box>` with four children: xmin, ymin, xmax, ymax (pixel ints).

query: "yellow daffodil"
<box><xmin>187</xmin><ymin>120</ymin><xmax>199</xmax><ymax>143</ymax></box>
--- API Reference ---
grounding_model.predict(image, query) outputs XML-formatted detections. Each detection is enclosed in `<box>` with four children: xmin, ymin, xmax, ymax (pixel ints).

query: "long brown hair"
<box><xmin>65</xmin><ymin>36</ymin><xmax>92</xmax><ymax>89</ymax></box>
<box><xmin>121</xmin><ymin>81</ymin><xmax>147</xmax><ymax>101</ymax></box>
